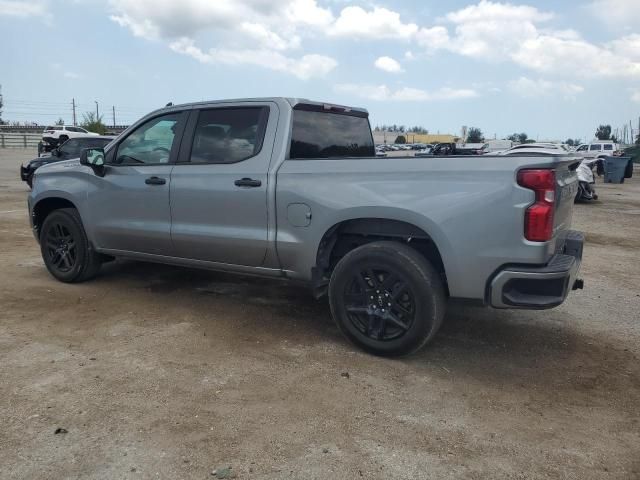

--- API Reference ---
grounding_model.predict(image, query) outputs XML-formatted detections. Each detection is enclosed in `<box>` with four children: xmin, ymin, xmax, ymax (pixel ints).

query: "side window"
<box><xmin>59</xmin><ymin>140</ymin><xmax>81</xmax><ymax>156</ymax></box>
<box><xmin>576</xmin><ymin>145</ymin><xmax>587</xmax><ymax>151</ymax></box>
<box><xmin>603</xmin><ymin>144</ymin><xmax>613</xmax><ymax>150</ymax></box>
<box><xmin>67</xmin><ymin>126</ymin><xmax>82</xmax><ymax>133</ymax></box>
<box><xmin>115</xmin><ymin>113</ymin><xmax>181</xmax><ymax>165</ymax></box>
<box><xmin>189</xmin><ymin>107</ymin><xmax>268</xmax><ymax>164</ymax></box>
<box><xmin>589</xmin><ymin>144</ymin><xmax>601</xmax><ymax>151</ymax></box>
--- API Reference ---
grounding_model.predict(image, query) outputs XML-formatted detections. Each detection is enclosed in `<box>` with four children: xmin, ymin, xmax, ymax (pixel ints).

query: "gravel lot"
<box><xmin>1</xmin><ymin>149</ymin><xmax>639</xmax><ymax>479</ymax></box>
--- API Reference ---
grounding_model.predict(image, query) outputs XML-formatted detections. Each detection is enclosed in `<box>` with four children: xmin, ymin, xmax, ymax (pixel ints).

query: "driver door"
<box><xmin>87</xmin><ymin>111</ymin><xmax>188</xmax><ymax>255</ymax></box>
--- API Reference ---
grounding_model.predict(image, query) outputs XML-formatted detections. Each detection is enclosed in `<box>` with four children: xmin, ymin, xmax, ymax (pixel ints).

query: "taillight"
<box><xmin>517</xmin><ymin>169</ymin><xmax>555</xmax><ymax>242</ymax></box>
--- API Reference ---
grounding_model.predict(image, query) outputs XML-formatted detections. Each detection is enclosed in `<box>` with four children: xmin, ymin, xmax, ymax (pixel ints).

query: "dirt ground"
<box><xmin>1</xmin><ymin>148</ymin><xmax>639</xmax><ymax>480</ymax></box>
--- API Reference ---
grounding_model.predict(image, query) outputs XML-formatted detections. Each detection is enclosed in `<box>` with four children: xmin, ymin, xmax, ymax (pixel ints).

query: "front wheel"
<box><xmin>328</xmin><ymin>241</ymin><xmax>446</xmax><ymax>357</ymax></box>
<box><xmin>40</xmin><ymin>208</ymin><xmax>102</xmax><ymax>283</ymax></box>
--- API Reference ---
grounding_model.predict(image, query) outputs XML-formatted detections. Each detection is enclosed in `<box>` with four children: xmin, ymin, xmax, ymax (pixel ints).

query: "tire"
<box><xmin>328</xmin><ymin>241</ymin><xmax>446</xmax><ymax>357</ymax></box>
<box><xmin>40</xmin><ymin>208</ymin><xmax>102</xmax><ymax>283</ymax></box>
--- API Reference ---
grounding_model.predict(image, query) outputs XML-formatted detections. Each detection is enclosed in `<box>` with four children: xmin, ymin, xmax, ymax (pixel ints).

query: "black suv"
<box><xmin>21</xmin><ymin>136</ymin><xmax>115</xmax><ymax>188</ymax></box>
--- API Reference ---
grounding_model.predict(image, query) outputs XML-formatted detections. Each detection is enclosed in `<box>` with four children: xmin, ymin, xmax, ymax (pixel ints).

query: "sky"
<box><xmin>1</xmin><ymin>0</ymin><xmax>639</xmax><ymax>141</ymax></box>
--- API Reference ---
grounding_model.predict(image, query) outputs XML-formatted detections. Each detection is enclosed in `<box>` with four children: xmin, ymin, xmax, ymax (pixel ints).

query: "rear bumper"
<box><xmin>489</xmin><ymin>230</ymin><xmax>584</xmax><ymax>309</ymax></box>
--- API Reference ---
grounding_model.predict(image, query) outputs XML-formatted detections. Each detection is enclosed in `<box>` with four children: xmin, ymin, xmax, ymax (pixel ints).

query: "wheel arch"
<box><xmin>32</xmin><ymin>196</ymin><xmax>79</xmax><ymax>240</ymax></box>
<box><xmin>313</xmin><ymin>216</ymin><xmax>451</xmax><ymax>298</ymax></box>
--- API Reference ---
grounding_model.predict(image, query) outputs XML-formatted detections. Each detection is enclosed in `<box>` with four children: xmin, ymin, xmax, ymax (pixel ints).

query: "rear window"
<box><xmin>589</xmin><ymin>144</ymin><xmax>601</xmax><ymax>151</ymax></box>
<box><xmin>603</xmin><ymin>144</ymin><xmax>613</xmax><ymax>150</ymax></box>
<box><xmin>290</xmin><ymin>106</ymin><xmax>374</xmax><ymax>159</ymax></box>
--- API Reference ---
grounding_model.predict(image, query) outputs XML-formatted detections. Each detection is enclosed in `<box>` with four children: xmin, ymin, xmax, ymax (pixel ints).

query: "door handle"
<box><xmin>145</xmin><ymin>176</ymin><xmax>166</xmax><ymax>185</ymax></box>
<box><xmin>234</xmin><ymin>178</ymin><xmax>262</xmax><ymax>188</ymax></box>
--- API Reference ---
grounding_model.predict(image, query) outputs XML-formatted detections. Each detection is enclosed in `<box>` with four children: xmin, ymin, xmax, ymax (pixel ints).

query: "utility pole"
<box><xmin>95</xmin><ymin>101</ymin><xmax>99</xmax><ymax>119</ymax></box>
<box><xmin>72</xmin><ymin>98</ymin><xmax>77</xmax><ymax>126</ymax></box>
<box><xmin>112</xmin><ymin>106</ymin><xmax>116</xmax><ymax>128</ymax></box>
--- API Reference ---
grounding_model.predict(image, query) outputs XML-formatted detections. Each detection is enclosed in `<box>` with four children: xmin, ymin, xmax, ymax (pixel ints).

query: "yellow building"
<box><xmin>373</xmin><ymin>131</ymin><xmax>459</xmax><ymax>145</ymax></box>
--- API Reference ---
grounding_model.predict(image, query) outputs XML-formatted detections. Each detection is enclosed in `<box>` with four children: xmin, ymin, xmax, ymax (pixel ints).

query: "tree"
<box><xmin>466</xmin><ymin>127</ymin><xmax>484</xmax><ymax>143</ymax></box>
<box><xmin>55</xmin><ymin>117</ymin><xmax>65</xmax><ymax>126</ymax></box>
<box><xmin>595</xmin><ymin>125</ymin><xmax>611</xmax><ymax>140</ymax></box>
<box><xmin>507</xmin><ymin>132</ymin><xmax>528</xmax><ymax>144</ymax></box>
<box><xmin>394</xmin><ymin>135</ymin><xmax>406</xmax><ymax>144</ymax></box>
<box><xmin>81</xmin><ymin>111</ymin><xmax>107</xmax><ymax>135</ymax></box>
<box><xmin>610</xmin><ymin>134</ymin><xmax>619</xmax><ymax>143</ymax></box>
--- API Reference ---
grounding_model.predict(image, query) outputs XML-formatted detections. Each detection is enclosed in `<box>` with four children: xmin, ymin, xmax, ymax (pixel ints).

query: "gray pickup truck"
<box><xmin>28</xmin><ymin>97</ymin><xmax>584</xmax><ymax>356</ymax></box>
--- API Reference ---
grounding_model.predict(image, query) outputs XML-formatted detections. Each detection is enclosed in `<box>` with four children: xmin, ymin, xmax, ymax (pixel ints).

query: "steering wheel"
<box><xmin>153</xmin><ymin>147</ymin><xmax>170</xmax><ymax>153</ymax></box>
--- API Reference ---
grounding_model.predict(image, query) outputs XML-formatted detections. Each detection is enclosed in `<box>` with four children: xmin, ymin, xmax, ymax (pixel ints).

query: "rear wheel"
<box><xmin>40</xmin><ymin>208</ymin><xmax>102</xmax><ymax>283</ymax></box>
<box><xmin>328</xmin><ymin>241</ymin><xmax>446</xmax><ymax>356</ymax></box>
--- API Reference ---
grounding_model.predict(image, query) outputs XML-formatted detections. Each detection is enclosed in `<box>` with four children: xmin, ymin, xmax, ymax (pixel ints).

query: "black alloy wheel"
<box><xmin>329</xmin><ymin>241</ymin><xmax>446</xmax><ymax>356</ymax></box>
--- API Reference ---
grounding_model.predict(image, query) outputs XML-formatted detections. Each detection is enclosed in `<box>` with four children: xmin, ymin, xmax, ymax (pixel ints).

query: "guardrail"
<box><xmin>0</xmin><ymin>133</ymin><xmax>41</xmax><ymax>148</ymax></box>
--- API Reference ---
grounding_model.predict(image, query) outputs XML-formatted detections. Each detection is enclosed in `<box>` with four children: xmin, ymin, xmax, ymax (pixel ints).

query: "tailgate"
<box><xmin>553</xmin><ymin>159</ymin><xmax>579</xmax><ymax>250</ymax></box>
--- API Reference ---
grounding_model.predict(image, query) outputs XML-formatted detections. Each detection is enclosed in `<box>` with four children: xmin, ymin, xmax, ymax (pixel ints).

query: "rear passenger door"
<box><xmin>169</xmin><ymin>103</ymin><xmax>277</xmax><ymax>266</ymax></box>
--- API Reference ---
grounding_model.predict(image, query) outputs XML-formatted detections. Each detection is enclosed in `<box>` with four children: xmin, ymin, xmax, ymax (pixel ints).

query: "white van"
<box><xmin>483</xmin><ymin>139</ymin><xmax>513</xmax><ymax>153</ymax></box>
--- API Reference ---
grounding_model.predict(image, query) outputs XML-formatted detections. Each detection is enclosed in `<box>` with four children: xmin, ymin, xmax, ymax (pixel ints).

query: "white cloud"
<box><xmin>0</xmin><ymin>0</ymin><xmax>51</xmax><ymax>24</ymax></box>
<box><xmin>63</xmin><ymin>72</ymin><xmax>81</xmax><ymax>79</ymax></box>
<box><xmin>328</xmin><ymin>6</ymin><xmax>418</xmax><ymax>40</ymax></box>
<box><xmin>0</xmin><ymin>0</ymin><xmax>48</xmax><ymax>17</ymax></box>
<box><xmin>110</xmin><ymin>0</ymin><xmax>337</xmax><ymax>79</ymax></box>
<box><xmin>512</xmin><ymin>35</ymin><xmax>640</xmax><ymax>77</ymax></box>
<box><xmin>631</xmin><ymin>90</ymin><xmax>640</xmax><ymax>103</ymax></box>
<box><xmin>335</xmin><ymin>83</ymin><xmax>478</xmax><ymax>102</ymax></box>
<box><xmin>285</xmin><ymin>0</ymin><xmax>334</xmax><ymax>27</ymax></box>
<box><xmin>374</xmin><ymin>56</ymin><xmax>404</xmax><ymax>73</ymax></box>
<box><xmin>508</xmin><ymin>77</ymin><xmax>584</xmax><ymax>99</ymax></box>
<box><xmin>169</xmin><ymin>38</ymin><xmax>336</xmax><ymax>80</ymax></box>
<box><xmin>415</xmin><ymin>26</ymin><xmax>450</xmax><ymax>51</ymax></box>
<box><xmin>444</xmin><ymin>0</ymin><xmax>552</xmax><ymax>60</ymax></box>
<box><xmin>415</xmin><ymin>0</ymin><xmax>640</xmax><ymax>79</ymax></box>
<box><xmin>587</xmin><ymin>0</ymin><xmax>640</xmax><ymax>28</ymax></box>
<box><xmin>607</xmin><ymin>34</ymin><xmax>640</xmax><ymax>61</ymax></box>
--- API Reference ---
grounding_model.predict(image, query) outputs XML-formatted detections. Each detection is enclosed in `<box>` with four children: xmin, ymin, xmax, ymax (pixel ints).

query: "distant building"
<box><xmin>373</xmin><ymin>131</ymin><xmax>460</xmax><ymax>145</ymax></box>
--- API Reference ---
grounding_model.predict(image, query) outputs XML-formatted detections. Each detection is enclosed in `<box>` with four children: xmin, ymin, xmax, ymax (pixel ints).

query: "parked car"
<box><xmin>496</xmin><ymin>143</ymin><xmax>572</xmax><ymax>156</ymax></box>
<box><xmin>42</xmin><ymin>125</ymin><xmax>100</xmax><ymax>149</ymax></box>
<box><xmin>21</xmin><ymin>136</ymin><xmax>115</xmax><ymax>188</ymax></box>
<box><xmin>28</xmin><ymin>97</ymin><xmax>584</xmax><ymax>356</ymax></box>
<box><xmin>415</xmin><ymin>143</ymin><xmax>483</xmax><ymax>156</ymax></box>
<box><xmin>575</xmin><ymin>141</ymin><xmax>621</xmax><ymax>159</ymax></box>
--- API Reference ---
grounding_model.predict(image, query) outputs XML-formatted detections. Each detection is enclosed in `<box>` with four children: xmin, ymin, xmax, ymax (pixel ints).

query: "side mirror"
<box><xmin>80</xmin><ymin>148</ymin><xmax>106</xmax><ymax>176</ymax></box>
